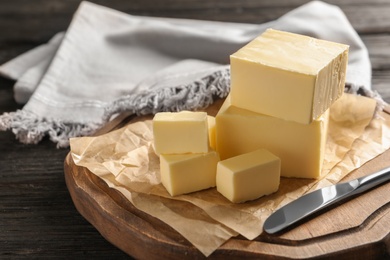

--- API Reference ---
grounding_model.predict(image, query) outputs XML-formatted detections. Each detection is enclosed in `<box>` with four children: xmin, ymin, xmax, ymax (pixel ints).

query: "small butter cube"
<box><xmin>207</xmin><ymin>115</ymin><xmax>216</xmax><ymax>150</ymax></box>
<box><xmin>216</xmin><ymin>95</ymin><xmax>329</xmax><ymax>179</ymax></box>
<box><xmin>230</xmin><ymin>28</ymin><xmax>348</xmax><ymax>124</ymax></box>
<box><xmin>153</xmin><ymin>111</ymin><xmax>209</xmax><ymax>155</ymax></box>
<box><xmin>160</xmin><ymin>150</ymin><xmax>220</xmax><ymax>196</ymax></box>
<box><xmin>216</xmin><ymin>149</ymin><xmax>280</xmax><ymax>203</ymax></box>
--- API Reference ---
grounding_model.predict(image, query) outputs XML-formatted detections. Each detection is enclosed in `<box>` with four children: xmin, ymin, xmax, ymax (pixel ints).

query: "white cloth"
<box><xmin>0</xmin><ymin>1</ymin><xmax>374</xmax><ymax>147</ymax></box>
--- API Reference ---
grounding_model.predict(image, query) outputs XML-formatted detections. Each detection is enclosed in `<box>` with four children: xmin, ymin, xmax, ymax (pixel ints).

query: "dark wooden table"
<box><xmin>1</xmin><ymin>0</ymin><xmax>389</xmax><ymax>259</ymax></box>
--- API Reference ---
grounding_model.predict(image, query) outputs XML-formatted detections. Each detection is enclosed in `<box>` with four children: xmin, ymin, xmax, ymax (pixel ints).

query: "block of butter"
<box><xmin>207</xmin><ymin>115</ymin><xmax>216</xmax><ymax>150</ymax></box>
<box><xmin>216</xmin><ymin>149</ymin><xmax>280</xmax><ymax>203</ymax></box>
<box><xmin>230</xmin><ymin>28</ymin><xmax>349</xmax><ymax>124</ymax></box>
<box><xmin>160</xmin><ymin>150</ymin><xmax>220</xmax><ymax>196</ymax></box>
<box><xmin>216</xmin><ymin>95</ymin><xmax>329</xmax><ymax>179</ymax></box>
<box><xmin>153</xmin><ymin>111</ymin><xmax>209</xmax><ymax>155</ymax></box>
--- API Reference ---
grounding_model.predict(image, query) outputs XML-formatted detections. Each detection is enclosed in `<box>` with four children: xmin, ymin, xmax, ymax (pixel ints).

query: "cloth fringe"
<box><xmin>345</xmin><ymin>83</ymin><xmax>387</xmax><ymax>116</ymax></box>
<box><xmin>103</xmin><ymin>68</ymin><xmax>231</xmax><ymax>121</ymax></box>
<box><xmin>0</xmin><ymin>67</ymin><xmax>386</xmax><ymax>148</ymax></box>
<box><xmin>0</xmin><ymin>68</ymin><xmax>231</xmax><ymax>148</ymax></box>
<box><xmin>0</xmin><ymin>110</ymin><xmax>101</xmax><ymax>148</ymax></box>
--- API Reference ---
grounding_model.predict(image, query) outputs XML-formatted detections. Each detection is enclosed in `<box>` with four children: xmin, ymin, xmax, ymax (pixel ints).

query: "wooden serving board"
<box><xmin>64</xmin><ymin>100</ymin><xmax>390</xmax><ymax>259</ymax></box>
<box><xmin>64</xmin><ymin>151</ymin><xmax>390</xmax><ymax>259</ymax></box>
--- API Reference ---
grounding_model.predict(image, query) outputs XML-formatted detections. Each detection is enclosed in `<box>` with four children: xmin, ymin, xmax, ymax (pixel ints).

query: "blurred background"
<box><xmin>1</xmin><ymin>0</ymin><xmax>389</xmax><ymax>98</ymax></box>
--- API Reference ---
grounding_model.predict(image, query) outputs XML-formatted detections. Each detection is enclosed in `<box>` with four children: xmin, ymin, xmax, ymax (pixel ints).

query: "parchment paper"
<box><xmin>70</xmin><ymin>93</ymin><xmax>390</xmax><ymax>257</ymax></box>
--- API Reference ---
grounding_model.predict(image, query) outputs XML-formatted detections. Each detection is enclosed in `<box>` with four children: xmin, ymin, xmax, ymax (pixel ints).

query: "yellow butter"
<box><xmin>230</xmin><ymin>29</ymin><xmax>348</xmax><ymax>124</ymax></box>
<box><xmin>216</xmin><ymin>96</ymin><xmax>329</xmax><ymax>179</ymax></box>
<box><xmin>160</xmin><ymin>150</ymin><xmax>220</xmax><ymax>196</ymax></box>
<box><xmin>216</xmin><ymin>149</ymin><xmax>280</xmax><ymax>203</ymax></box>
<box><xmin>207</xmin><ymin>115</ymin><xmax>216</xmax><ymax>150</ymax></box>
<box><xmin>153</xmin><ymin>111</ymin><xmax>209</xmax><ymax>155</ymax></box>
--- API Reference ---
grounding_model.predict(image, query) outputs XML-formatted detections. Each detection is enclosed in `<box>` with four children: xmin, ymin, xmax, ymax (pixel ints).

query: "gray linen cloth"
<box><xmin>0</xmin><ymin>1</ymin><xmax>377</xmax><ymax>147</ymax></box>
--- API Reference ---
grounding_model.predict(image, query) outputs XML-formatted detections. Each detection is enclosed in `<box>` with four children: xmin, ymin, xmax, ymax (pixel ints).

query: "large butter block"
<box><xmin>216</xmin><ymin>96</ymin><xmax>329</xmax><ymax>179</ymax></box>
<box><xmin>230</xmin><ymin>29</ymin><xmax>348</xmax><ymax>124</ymax></box>
<box><xmin>216</xmin><ymin>149</ymin><xmax>280</xmax><ymax>203</ymax></box>
<box><xmin>153</xmin><ymin>111</ymin><xmax>209</xmax><ymax>155</ymax></box>
<box><xmin>160</xmin><ymin>150</ymin><xmax>220</xmax><ymax>196</ymax></box>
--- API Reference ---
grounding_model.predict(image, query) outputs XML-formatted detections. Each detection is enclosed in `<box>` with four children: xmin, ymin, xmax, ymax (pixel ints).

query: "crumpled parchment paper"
<box><xmin>70</xmin><ymin>93</ymin><xmax>390</xmax><ymax>257</ymax></box>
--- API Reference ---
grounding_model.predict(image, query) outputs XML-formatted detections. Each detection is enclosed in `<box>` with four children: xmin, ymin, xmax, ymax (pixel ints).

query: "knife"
<box><xmin>263</xmin><ymin>166</ymin><xmax>390</xmax><ymax>234</ymax></box>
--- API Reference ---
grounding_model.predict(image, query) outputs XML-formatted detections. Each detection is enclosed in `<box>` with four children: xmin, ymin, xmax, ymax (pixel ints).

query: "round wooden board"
<box><xmin>64</xmin><ymin>144</ymin><xmax>390</xmax><ymax>260</ymax></box>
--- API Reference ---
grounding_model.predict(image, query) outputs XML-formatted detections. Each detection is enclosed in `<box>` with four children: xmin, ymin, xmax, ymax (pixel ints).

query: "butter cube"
<box><xmin>230</xmin><ymin>29</ymin><xmax>348</xmax><ymax>124</ymax></box>
<box><xmin>160</xmin><ymin>150</ymin><xmax>220</xmax><ymax>196</ymax></box>
<box><xmin>153</xmin><ymin>111</ymin><xmax>209</xmax><ymax>155</ymax></box>
<box><xmin>216</xmin><ymin>149</ymin><xmax>280</xmax><ymax>203</ymax></box>
<box><xmin>216</xmin><ymin>95</ymin><xmax>329</xmax><ymax>179</ymax></box>
<box><xmin>207</xmin><ymin>115</ymin><xmax>216</xmax><ymax>150</ymax></box>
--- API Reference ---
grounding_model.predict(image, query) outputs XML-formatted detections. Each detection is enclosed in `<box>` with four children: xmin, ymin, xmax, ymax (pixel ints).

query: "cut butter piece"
<box><xmin>216</xmin><ymin>149</ymin><xmax>280</xmax><ymax>203</ymax></box>
<box><xmin>207</xmin><ymin>115</ymin><xmax>216</xmax><ymax>150</ymax></box>
<box><xmin>216</xmin><ymin>95</ymin><xmax>329</xmax><ymax>179</ymax></box>
<box><xmin>160</xmin><ymin>150</ymin><xmax>220</xmax><ymax>196</ymax></box>
<box><xmin>230</xmin><ymin>28</ymin><xmax>349</xmax><ymax>124</ymax></box>
<box><xmin>153</xmin><ymin>111</ymin><xmax>209</xmax><ymax>155</ymax></box>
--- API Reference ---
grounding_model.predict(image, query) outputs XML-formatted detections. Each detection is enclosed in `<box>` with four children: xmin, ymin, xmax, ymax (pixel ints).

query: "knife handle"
<box><xmin>354</xmin><ymin>166</ymin><xmax>390</xmax><ymax>195</ymax></box>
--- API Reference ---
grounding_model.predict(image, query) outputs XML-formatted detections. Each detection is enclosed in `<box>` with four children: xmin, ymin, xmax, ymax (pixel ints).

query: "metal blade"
<box><xmin>263</xmin><ymin>180</ymin><xmax>359</xmax><ymax>234</ymax></box>
<box><xmin>264</xmin><ymin>166</ymin><xmax>390</xmax><ymax>235</ymax></box>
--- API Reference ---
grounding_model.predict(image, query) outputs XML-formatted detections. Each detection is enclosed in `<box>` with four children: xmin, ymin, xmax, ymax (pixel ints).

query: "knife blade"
<box><xmin>263</xmin><ymin>166</ymin><xmax>390</xmax><ymax>234</ymax></box>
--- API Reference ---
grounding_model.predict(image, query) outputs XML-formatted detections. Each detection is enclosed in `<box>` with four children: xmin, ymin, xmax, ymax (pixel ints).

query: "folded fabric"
<box><xmin>0</xmin><ymin>1</ymin><xmax>377</xmax><ymax>147</ymax></box>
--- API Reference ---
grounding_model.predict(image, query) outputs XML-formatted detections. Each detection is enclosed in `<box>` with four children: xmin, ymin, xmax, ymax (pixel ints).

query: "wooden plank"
<box><xmin>363</xmin><ymin>34</ymin><xmax>390</xmax><ymax>70</ymax></box>
<box><xmin>1</xmin><ymin>0</ymin><xmax>390</xmax><ymax>43</ymax></box>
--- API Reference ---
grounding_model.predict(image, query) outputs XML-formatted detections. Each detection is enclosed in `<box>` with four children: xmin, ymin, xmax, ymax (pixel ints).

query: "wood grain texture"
<box><xmin>1</xmin><ymin>0</ymin><xmax>390</xmax><ymax>43</ymax></box>
<box><xmin>1</xmin><ymin>0</ymin><xmax>390</xmax><ymax>259</ymax></box>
